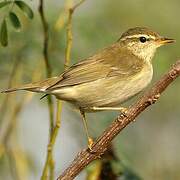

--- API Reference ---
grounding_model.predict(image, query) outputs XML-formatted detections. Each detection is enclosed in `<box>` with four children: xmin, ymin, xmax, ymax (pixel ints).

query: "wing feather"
<box><xmin>47</xmin><ymin>44</ymin><xmax>144</xmax><ymax>90</ymax></box>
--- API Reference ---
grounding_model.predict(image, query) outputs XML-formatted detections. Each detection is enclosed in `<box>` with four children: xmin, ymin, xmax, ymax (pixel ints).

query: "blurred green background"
<box><xmin>0</xmin><ymin>0</ymin><xmax>180</xmax><ymax>180</ymax></box>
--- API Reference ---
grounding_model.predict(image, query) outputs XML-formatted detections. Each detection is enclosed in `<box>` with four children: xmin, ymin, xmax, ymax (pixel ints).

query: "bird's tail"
<box><xmin>1</xmin><ymin>77</ymin><xmax>59</xmax><ymax>94</ymax></box>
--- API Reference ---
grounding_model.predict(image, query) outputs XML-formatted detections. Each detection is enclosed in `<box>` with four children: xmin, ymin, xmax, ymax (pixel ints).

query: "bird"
<box><xmin>1</xmin><ymin>27</ymin><xmax>175</xmax><ymax>149</ymax></box>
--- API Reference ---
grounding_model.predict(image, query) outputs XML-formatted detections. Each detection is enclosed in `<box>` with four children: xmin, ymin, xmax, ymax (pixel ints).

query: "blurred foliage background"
<box><xmin>0</xmin><ymin>0</ymin><xmax>180</xmax><ymax>180</ymax></box>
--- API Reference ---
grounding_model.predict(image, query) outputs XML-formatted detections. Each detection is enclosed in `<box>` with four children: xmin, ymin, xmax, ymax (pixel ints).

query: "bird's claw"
<box><xmin>120</xmin><ymin>107</ymin><xmax>128</xmax><ymax>117</ymax></box>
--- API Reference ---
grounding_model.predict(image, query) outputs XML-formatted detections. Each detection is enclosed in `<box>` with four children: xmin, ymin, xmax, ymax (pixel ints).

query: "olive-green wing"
<box><xmin>47</xmin><ymin>45</ymin><xmax>144</xmax><ymax>90</ymax></box>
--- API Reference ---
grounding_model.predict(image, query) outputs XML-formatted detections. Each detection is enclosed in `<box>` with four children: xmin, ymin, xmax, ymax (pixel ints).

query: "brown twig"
<box><xmin>57</xmin><ymin>60</ymin><xmax>180</xmax><ymax>180</ymax></box>
<box><xmin>38</xmin><ymin>0</ymin><xmax>55</xmax><ymax>179</ymax></box>
<box><xmin>38</xmin><ymin>0</ymin><xmax>52</xmax><ymax>77</ymax></box>
<box><xmin>38</xmin><ymin>1</ymin><xmax>54</xmax><ymax>133</ymax></box>
<box><xmin>38</xmin><ymin>0</ymin><xmax>54</xmax><ymax>135</ymax></box>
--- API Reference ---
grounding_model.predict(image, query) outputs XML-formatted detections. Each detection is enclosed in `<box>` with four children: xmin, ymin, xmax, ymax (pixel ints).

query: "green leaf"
<box><xmin>15</xmin><ymin>1</ymin><xmax>33</xmax><ymax>19</ymax></box>
<box><xmin>0</xmin><ymin>1</ymin><xmax>12</xmax><ymax>9</ymax></box>
<box><xmin>9</xmin><ymin>12</ymin><xmax>21</xmax><ymax>30</ymax></box>
<box><xmin>0</xmin><ymin>19</ymin><xmax>8</xmax><ymax>46</ymax></box>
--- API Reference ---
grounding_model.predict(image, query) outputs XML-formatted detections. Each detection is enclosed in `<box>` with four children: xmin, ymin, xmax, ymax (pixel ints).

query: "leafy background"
<box><xmin>0</xmin><ymin>0</ymin><xmax>180</xmax><ymax>180</ymax></box>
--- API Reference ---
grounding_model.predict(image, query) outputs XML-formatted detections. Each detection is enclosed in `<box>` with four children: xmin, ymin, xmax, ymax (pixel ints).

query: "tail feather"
<box><xmin>1</xmin><ymin>76</ymin><xmax>59</xmax><ymax>94</ymax></box>
<box><xmin>1</xmin><ymin>84</ymin><xmax>41</xmax><ymax>93</ymax></box>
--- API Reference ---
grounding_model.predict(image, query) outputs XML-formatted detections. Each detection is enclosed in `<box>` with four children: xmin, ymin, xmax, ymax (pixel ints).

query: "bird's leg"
<box><xmin>79</xmin><ymin>109</ymin><xmax>94</xmax><ymax>150</ymax></box>
<box><xmin>91</xmin><ymin>106</ymin><xmax>128</xmax><ymax>116</ymax></box>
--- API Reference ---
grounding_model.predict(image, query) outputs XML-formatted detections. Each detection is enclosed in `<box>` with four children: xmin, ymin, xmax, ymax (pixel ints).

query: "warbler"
<box><xmin>1</xmin><ymin>27</ymin><xmax>175</xmax><ymax>148</ymax></box>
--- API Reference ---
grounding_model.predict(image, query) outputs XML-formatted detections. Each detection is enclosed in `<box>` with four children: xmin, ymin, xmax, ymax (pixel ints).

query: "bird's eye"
<box><xmin>139</xmin><ymin>36</ymin><xmax>147</xmax><ymax>43</ymax></box>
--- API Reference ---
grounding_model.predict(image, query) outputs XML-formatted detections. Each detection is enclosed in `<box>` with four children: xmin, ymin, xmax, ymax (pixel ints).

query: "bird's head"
<box><xmin>118</xmin><ymin>27</ymin><xmax>175</xmax><ymax>62</ymax></box>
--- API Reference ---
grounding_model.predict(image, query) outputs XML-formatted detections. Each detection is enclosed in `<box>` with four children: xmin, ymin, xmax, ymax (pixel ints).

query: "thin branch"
<box><xmin>40</xmin><ymin>0</ymin><xmax>86</xmax><ymax>179</ymax></box>
<box><xmin>64</xmin><ymin>0</ymin><xmax>85</xmax><ymax>69</ymax></box>
<box><xmin>38</xmin><ymin>0</ymin><xmax>55</xmax><ymax>179</ymax></box>
<box><xmin>41</xmin><ymin>100</ymin><xmax>62</xmax><ymax>180</ymax></box>
<box><xmin>57</xmin><ymin>60</ymin><xmax>180</xmax><ymax>180</ymax></box>
<box><xmin>40</xmin><ymin>1</ymin><xmax>85</xmax><ymax>179</ymax></box>
<box><xmin>38</xmin><ymin>0</ymin><xmax>54</xmax><ymax>135</ymax></box>
<box><xmin>38</xmin><ymin>0</ymin><xmax>52</xmax><ymax>77</ymax></box>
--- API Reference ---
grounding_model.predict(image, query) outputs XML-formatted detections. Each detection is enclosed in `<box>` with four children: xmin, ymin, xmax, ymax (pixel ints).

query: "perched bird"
<box><xmin>1</xmin><ymin>27</ymin><xmax>175</xmax><ymax>149</ymax></box>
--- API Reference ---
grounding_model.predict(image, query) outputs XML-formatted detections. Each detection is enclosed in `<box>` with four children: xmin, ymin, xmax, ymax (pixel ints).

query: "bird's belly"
<box><xmin>55</xmin><ymin>65</ymin><xmax>153</xmax><ymax>111</ymax></box>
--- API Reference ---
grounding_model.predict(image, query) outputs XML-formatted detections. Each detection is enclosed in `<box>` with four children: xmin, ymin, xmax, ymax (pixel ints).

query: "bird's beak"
<box><xmin>156</xmin><ymin>37</ymin><xmax>175</xmax><ymax>45</ymax></box>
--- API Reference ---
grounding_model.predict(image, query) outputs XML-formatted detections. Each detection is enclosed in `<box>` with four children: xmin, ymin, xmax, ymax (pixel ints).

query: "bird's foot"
<box><xmin>119</xmin><ymin>107</ymin><xmax>128</xmax><ymax>117</ymax></box>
